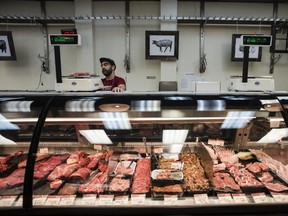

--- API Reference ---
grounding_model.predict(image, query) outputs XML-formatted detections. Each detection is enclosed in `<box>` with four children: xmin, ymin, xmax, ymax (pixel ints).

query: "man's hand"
<box><xmin>112</xmin><ymin>87</ymin><xmax>124</xmax><ymax>92</ymax></box>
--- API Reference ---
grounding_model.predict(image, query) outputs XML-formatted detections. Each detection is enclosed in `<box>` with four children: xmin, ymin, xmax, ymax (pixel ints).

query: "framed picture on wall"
<box><xmin>231</xmin><ymin>34</ymin><xmax>262</xmax><ymax>61</ymax></box>
<box><xmin>0</xmin><ymin>31</ymin><xmax>16</xmax><ymax>61</ymax></box>
<box><xmin>145</xmin><ymin>30</ymin><xmax>179</xmax><ymax>60</ymax></box>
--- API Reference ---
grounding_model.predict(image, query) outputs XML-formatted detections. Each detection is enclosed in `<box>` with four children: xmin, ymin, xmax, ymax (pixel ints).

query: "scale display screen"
<box><xmin>240</xmin><ymin>35</ymin><xmax>272</xmax><ymax>47</ymax></box>
<box><xmin>49</xmin><ymin>34</ymin><xmax>81</xmax><ymax>46</ymax></box>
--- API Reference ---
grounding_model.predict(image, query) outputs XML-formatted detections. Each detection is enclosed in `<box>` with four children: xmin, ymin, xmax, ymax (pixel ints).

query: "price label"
<box><xmin>271</xmin><ymin>192</ymin><xmax>288</xmax><ymax>203</ymax></box>
<box><xmin>130</xmin><ymin>194</ymin><xmax>146</xmax><ymax>205</ymax></box>
<box><xmin>208</xmin><ymin>139</ymin><xmax>224</xmax><ymax>146</ymax></box>
<box><xmin>82</xmin><ymin>194</ymin><xmax>97</xmax><ymax>205</ymax></box>
<box><xmin>98</xmin><ymin>195</ymin><xmax>114</xmax><ymax>205</ymax></box>
<box><xmin>59</xmin><ymin>195</ymin><xmax>76</xmax><ymax>206</ymax></box>
<box><xmin>252</xmin><ymin>193</ymin><xmax>270</xmax><ymax>203</ymax></box>
<box><xmin>232</xmin><ymin>193</ymin><xmax>249</xmax><ymax>204</ymax></box>
<box><xmin>164</xmin><ymin>195</ymin><xmax>178</xmax><ymax>205</ymax></box>
<box><xmin>153</xmin><ymin>147</ymin><xmax>163</xmax><ymax>154</ymax></box>
<box><xmin>194</xmin><ymin>194</ymin><xmax>209</xmax><ymax>204</ymax></box>
<box><xmin>33</xmin><ymin>195</ymin><xmax>48</xmax><ymax>206</ymax></box>
<box><xmin>217</xmin><ymin>193</ymin><xmax>234</xmax><ymax>204</ymax></box>
<box><xmin>114</xmin><ymin>195</ymin><xmax>129</xmax><ymax>205</ymax></box>
<box><xmin>39</xmin><ymin>147</ymin><xmax>49</xmax><ymax>154</ymax></box>
<box><xmin>0</xmin><ymin>196</ymin><xmax>17</xmax><ymax>207</ymax></box>
<box><xmin>15</xmin><ymin>196</ymin><xmax>23</xmax><ymax>207</ymax></box>
<box><xmin>44</xmin><ymin>196</ymin><xmax>61</xmax><ymax>206</ymax></box>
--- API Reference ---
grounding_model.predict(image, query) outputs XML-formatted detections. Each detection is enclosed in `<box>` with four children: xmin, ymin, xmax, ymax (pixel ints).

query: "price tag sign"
<box><xmin>0</xmin><ymin>196</ymin><xmax>17</xmax><ymax>207</ymax></box>
<box><xmin>33</xmin><ymin>195</ymin><xmax>48</xmax><ymax>206</ymax></box>
<box><xmin>44</xmin><ymin>195</ymin><xmax>61</xmax><ymax>206</ymax></box>
<box><xmin>39</xmin><ymin>147</ymin><xmax>49</xmax><ymax>154</ymax></box>
<box><xmin>194</xmin><ymin>194</ymin><xmax>209</xmax><ymax>204</ymax></box>
<box><xmin>232</xmin><ymin>193</ymin><xmax>249</xmax><ymax>204</ymax></box>
<box><xmin>153</xmin><ymin>147</ymin><xmax>163</xmax><ymax>154</ymax></box>
<box><xmin>217</xmin><ymin>193</ymin><xmax>234</xmax><ymax>204</ymax></box>
<box><xmin>164</xmin><ymin>195</ymin><xmax>178</xmax><ymax>205</ymax></box>
<box><xmin>252</xmin><ymin>193</ymin><xmax>270</xmax><ymax>203</ymax></box>
<box><xmin>130</xmin><ymin>194</ymin><xmax>146</xmax><ymax>205</ymax></box>
<box><xmin>98</xmin><ymin>195</ymin><xmax>114</xmax><ymax>205</ymax></box>
<box><xmin>208</xmin><ymin>139</ymin><xmax>225</xmax><ymax>146</ymax></box>
<box><xmin>114</xmin><ymin>195</ymin><xmax>129</xmax><ymax>205</ymax></box>
<box><xmin>59</xmin><ymin>195</ymin><xmax>76</xmax><ymax>206</ymax></box>
<box><xmin>15</xmin><ymin>196</ymin><xmax>23</xmax><ymax>207</ymax></box>
<box><xmin>271</xmin><ymin>192</ymin><xmax>288</xmax><ymax>203</ymax></box>
<box><xmin>82</xmin><ymin>194</ymin><xmax>97</xmax><ymax>205</ymax></box>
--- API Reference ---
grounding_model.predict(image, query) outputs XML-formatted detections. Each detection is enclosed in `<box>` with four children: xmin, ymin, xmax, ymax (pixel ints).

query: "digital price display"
<box><xmin>240</xmin><ymin>35</ymin><xmax>272</xmax><ymax>47</ymax></box>
<box><xmin>49</xmin><ymin>34</ymin><xmax>81</xmax><ymax>46</ymax></box>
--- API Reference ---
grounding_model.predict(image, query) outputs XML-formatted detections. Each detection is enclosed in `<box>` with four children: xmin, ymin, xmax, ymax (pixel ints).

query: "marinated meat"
<box><xmin>153</xmin><ymin>184</ymin><xmax>183</xmax><ymax>193</ymax></box>
<box><xmin>246</xmin><ymin>162</ymin><xmax>269</xmax><ymax>174</ymax></box>
<box><xmin>47</xmin><ymin>163</ymin><xmax>79</xmax><ymax>181</ymax></box>
<box><xmin>78</xmin><ymin>157</ymin><xmax>91</xmax><ymax>167</ymax></box>
<box><xmin>212</xmin><ymin>176</ymin><xmax>226</xmax><ymax>189</ymax></box>
<box><xmin>213</xmin><ymin>163</ymin><xmax>226</xmax><ymax>172</ymax></box>
<box><xmin>68</xmin><ymin>167</ymin><xmax>91</xmax><ymax>183</ymax></box>
<box><xmin>131</xmin><ymin>158</ymin><xmax>150</xmax><ymax>193</ymax></box>
<box><xmin>223</xmin><ymin>175</ymin><xmax>240</xmax><ymax>191</ymax></box>
<box><xmin>78</xmin><ymin>171</ymin><xmax>108</xmax><ymax>194</ymax></box>
<box><xmin>50</xmin><ymin>179</ymin><xmax>63</xmax><ymax>190</ymax></box>
<box><xmin>0</xmin><ymin>168</ymin><xmax>25</xmax><ymax>189</ymax></box>
<box><xmin>87</xmin><ymin>154</ymin><xmax>103</xmax><ymax>170</ymax></box>
<box><xmin>34</xmin><ymin>155</ymin><xmax>69</xmax><ymax>179</ymax></box>
<box><xmin>67</xmin><ymin>151</ymin><xmax>86</xmax><ymax>165</ymax></box>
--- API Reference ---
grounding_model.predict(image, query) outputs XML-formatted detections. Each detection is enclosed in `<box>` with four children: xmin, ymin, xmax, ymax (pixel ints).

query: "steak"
<box><xmin>68</xmin><ymin>167</ymin><xmax>91</xmax><ymax>183</ymax></box>
<box><xmin>47</xmin><ymin>163</ymin><xmax>79</xmax><ymax>181</ymax></box>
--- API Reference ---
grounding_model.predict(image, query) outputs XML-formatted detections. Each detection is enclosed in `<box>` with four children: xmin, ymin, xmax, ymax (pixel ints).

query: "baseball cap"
<box><xmin>99</xmin><ymin>57</ymin><xmax>116</xmax><ymax>68</ymax></box>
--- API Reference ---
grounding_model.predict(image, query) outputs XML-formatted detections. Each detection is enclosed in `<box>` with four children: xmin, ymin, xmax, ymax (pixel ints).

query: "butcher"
<box><xmin>99</xmin><ymin>57</ymin><xmax>126</xmax><ymax>92</ymax></box>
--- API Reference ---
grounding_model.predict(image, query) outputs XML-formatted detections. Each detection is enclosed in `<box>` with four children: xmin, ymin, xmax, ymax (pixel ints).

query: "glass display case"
<box><xmin>1</xmin><ymin>92</ymin><xmax>288</xmax><ymax>216</ymax></box>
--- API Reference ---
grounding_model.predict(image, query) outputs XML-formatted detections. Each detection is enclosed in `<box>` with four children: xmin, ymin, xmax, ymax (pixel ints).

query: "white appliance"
<box><xmin>227</xmin><ymin>76</ymin><xmax>275</xmax><ymax>92</ymax></box>
<box><xmin>56</xmin><ymin>77</ymin><xmax>103</xmax><ymax>92</ymax></box>
<box><xmin>191</xmin><ymin>81</ymin><xmax>221</xmax><ymax>93</ymax></box>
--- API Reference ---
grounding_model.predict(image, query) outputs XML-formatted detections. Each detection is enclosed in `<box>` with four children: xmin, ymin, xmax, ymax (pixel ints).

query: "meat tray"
<box><xmin>107</xmin><ymin>175</ymin><xmax>132</xmax><ymax>196</ymax></box>
<box><xmin>151</xmin><ymin>169</ymin><xmax>183</xmax><ymax>181</ymax></box>
<box><xmin>151</xmin><ymin>180</ymin><xmax>185</xmax><ymax>200</ymax></box>
<box><xmin>113</xmin><ymin>161</ymin><xmax>136</xmax><ymax>176</ymax></box>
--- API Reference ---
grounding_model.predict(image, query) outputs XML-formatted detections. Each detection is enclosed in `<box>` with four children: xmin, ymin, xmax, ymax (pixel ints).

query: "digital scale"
<box><xmin>49</xmin><ymin>33</ymin><xmax>103</xmax><ymax>92</ymax></box>
<box><xmin>228</xmin><ymin>35</ymin><xmax>274</xmax><ymax>92</ymax></box>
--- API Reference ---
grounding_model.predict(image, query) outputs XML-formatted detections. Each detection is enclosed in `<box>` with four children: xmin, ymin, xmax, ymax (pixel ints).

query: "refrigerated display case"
<box><xmin>0</xmin><ymin>92</ymin><xmax>288</xmax><ymax>216</ymax></box>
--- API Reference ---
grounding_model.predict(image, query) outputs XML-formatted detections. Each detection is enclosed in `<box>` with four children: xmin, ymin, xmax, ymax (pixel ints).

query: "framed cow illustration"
<box><xmin>145</xmin><ymin>30</ymin><xmax>179</xmax><ymax>60</ymax></box>
<box><xmin>0</xmin><ymin>31</ymin><xmax>16</xmax><ymax>61</ymax></box>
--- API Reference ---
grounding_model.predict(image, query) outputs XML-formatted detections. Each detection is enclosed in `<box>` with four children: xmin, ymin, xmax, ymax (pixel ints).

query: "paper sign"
<box><xmin>59</xmin><ymin>195</ymin><xmax>76</xmax><ymax>206</ymax></box>
<box><xmin>271</xmin><ymin>192</ymin><xmax>288</xmax><ymax>203</ymax></box>
<box><xmin>194</xmin><ymin>194</ymin><xmax>209</xmax><ymax>204</ymax></box>
<box><xmin>33</xmin><ymin>195</ymin><xmax>48</xmax><ymax>206</ymax></box>
<box><xmin>164</xmin><ymin>195</ymin><xmax>178</xmax><ymax>205</ymax></box>
<box><xmin>232</xmin><ymin>193</ymin><xmax>249</xmax><ymax>204</ymax></box>
<box><xmin>15</xmin><ymin>196</ymin><xmax>23</xmax><ymax>207</ymax></box>
<box><xmin>251</xmin><ymin>193</ymin><xmax>271</xmax><ymax>203</ymax></box>
<box><xmin>217</xmin><ymin>193</ymin><xmax>234</xmax><ymax>204</ymax></box>
<box><xmin>82</xmin><ymin>194</ymin><xmax>97</xmax><ymax>205</ymax></box>
<box><xmin>114</xmin><ymin>195</ymin><xmax>129</xmax><ymax>205</ymax></box>
<box><xmin>44</xmin><ymin>196</ymin><xmax>61</xmax><ymax>206</ymax></box>
<box><xmin>130</xmin><ymin>194</ymin><xmax>146</xmax><ymax>205</ymax></box>
<box><xmin>98</xmin><ymin>195</ymin><xmax>114</xmax><ymax>205</ymax></box>
<box><xmin>0</xmin><ymin>196</ymin><xmax>17</xmax><ymax>207</ymax></box>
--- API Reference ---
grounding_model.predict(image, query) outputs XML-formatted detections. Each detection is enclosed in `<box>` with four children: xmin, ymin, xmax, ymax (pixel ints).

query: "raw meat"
<box><xmin>50</xmin><ymin>179</ymin><xmax>63</xmax><ymax>190</ymax></box>
<box><xmin>68</xmin><ymin>167</ymin><xmax>91</xmax><ymax>183</ymax></box>
<box><xmin>258</xmin><ymin>172</ymin><xmax>274</xmax><ymax>183</ymax></box>
<box><xmin>264</xmin><ymin>182</ymin><xmax>288</xmax><ymax>192</ymax></box>
<box><xmin>108</xmin><ymin>175</ymin><xmax>130</xmax><ymax>192</ymax></box>
<box><xmin>47</xmin><ymin>163</ymin><xmax>79</xmax><ymax>181</ymax></box>
<box><xmin>18</xmin><ymin>153</ymin><xmax>50</xmax><ymax>168</ymax></box>
<box><xmin>131</xmin><ymin>158</ymin><xmax>151</xmax><ymax>193</ymax></box>
<box><xmin>34</xmin><ymin>155</ymin><xmax>69</xmax><ymax>179</ymax></box>
<box><xmin>78</xmin><ymin>171</ymin><xmax>108</xmax><ymax>194</ymax></box>
<box><xmin>58</xmin><ymin>184</ymin><xmax>79</xmax><ymax>195</ymax></box>
<box><xmin>67</xmin><ymin>151</ymin><xmax>86</xmax><ymax>165</ymax></box>
<box><xmin>0</xmin><ymin>168</ymin><xmax>25</xmax><ymax>189</ymax></box>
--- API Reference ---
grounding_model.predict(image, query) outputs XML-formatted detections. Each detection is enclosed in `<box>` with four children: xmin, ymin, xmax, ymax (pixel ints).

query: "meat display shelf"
<box><xmin>1</xmin><ymin>92</ymin><xmax>288</xmax><ymax>216</ymax></box>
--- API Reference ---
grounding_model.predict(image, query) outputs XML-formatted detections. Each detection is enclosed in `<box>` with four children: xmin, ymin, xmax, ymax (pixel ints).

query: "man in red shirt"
<box><xmin>100</xmin><ymin>57</ymin><xmax>126</xmax><ymax>92</ymax></box>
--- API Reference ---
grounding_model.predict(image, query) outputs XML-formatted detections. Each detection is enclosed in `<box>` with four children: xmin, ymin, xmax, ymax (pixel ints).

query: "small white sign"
<box><xmin>44</xmin><ymin>195</ymin><xmax>61</xmax><ymax>206</ymax></box>
<box><xmin>232</xmin><ymin>193</ymin><xmax>249</xmax><ymax>204</ymax></box>
<box><xmin>98</xmin><ymin>195</ymin><xmax>114</xmax><ymax>205</ymax></box>
<box><xmin>252</xmin><ymin>193</ymin><xmax>271</xmax><ymax>203</ymax></box>
<box><xmin>114</xmin><ymin>195</ymin><xmax>129</xmax><ymax>205</ymax></box>
<box><xmin>194</xmin><ymin>194</ymin><xmax>209</xmax><ymax>204</ymax></box>
<box><xmin>271</xmin><ymin>192</ymin><xmax>288</xmax><ymax>203</ymax></box>
<box><xmin>82</xmin><ymin>194</ymin><xmax>97</xmax><ymax>205</ymax></box>
<box><xmin>217</xmin><ymin>193</ymin><xmax>234</xmax><ymax>204</ymax></box>
<box><xmin>130</xmin><ymin>194</ymin><xmax>146</xmax><ymax>205</ymax></box>
<box><xmin>33</xmin><ymin>195</ymin><xmax>48</xmax><ymax>206</ymax></box>
<box><xmin>0</xmin><ymin>196</ymin><xmax>17</xmax><ymax>207</ymax></box>
<box><xmin>164</xmin><ymin>195</ymin><xmax>178</xmax><ymax>205</ymax></box>
<box><xmin>59</xmin><ymin>195</ymin><xmax>76</xmax><ymax>206</ymax></box>
<box><xmin>14</xmin><ymin>196</ymin><xmax>23</xmax><ymax>207</ymax></box>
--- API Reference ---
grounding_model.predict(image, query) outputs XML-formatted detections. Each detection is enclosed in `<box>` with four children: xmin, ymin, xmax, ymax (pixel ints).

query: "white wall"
<box><xmin>0</xmin><ymin>0</ymin><xmax>287</xmax><ymax>92</ymax></box>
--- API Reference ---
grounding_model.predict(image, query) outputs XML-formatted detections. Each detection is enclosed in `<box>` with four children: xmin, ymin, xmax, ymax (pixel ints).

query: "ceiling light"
<box><xmin>79</xmin><ymin>129</ymin><xmax>112</xmax><ymax>144</ymax></box>
<box><xmin>0</xmin><ymin>134</ymin><xmax>16</xmax><ymax>145</ymax></box>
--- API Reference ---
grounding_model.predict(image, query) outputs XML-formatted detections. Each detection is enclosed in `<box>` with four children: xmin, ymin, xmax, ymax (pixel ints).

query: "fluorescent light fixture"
<box><xmin>0</xmin><ymin>114</ymin><xmax>20</xmax><ymax>130</ymax></box>
<box><xmin>257</xmin><ymin>128</ymin><xmax>288</xmax><ymax>143</ymax></box>
<box><xmin>164</xmin><ymin>96</ymin><xmax>192</xmax><ymax>101</ymax></box>
<box><xmin>162</xmin><ymin>129</ymin><xmax>189</xmax><ymax>144</ymax></box>
<box><xmin>65</xmin><ymin>99</ymin><xmax>96</xmax><ymax>112</ymax></box>
<box><xmin>197</xmin><ymin>100</ymin><xmax>225</xmax><ymax>111</ymax></box>
<box><xmin>79</xmin><ymin>129</ymin><xmax>112</xmax><ymax>144</ymax></box>
<box><xmin>0</xmin><ymin>134</ymin><xmax>16</xmax><ymax>145</ymax></box>
<box><xmin>131</xmin><ymin>100</ymin><xmax>161</xmax><ymax>111</ymax></box>
<box><xmin>220</xmin><ymin>111</ymin><xmax>255</xmax><ymax>129</ymax></box>
<box><xmin>100</xmin><ymin>112</ymin><xmax>131</xmax><ymax>130</ymax></box>
<box><xmin>1</xmin><ymin>101</ymin><xmax>33</xmax><ymax>112</ymax></box>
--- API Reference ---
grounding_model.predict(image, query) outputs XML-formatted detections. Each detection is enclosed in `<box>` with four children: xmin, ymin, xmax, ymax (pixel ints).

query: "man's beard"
<box><xmin>102</xmin><ymin>68</ymin><xmax>113</xmax><ymax>77</ymax></box>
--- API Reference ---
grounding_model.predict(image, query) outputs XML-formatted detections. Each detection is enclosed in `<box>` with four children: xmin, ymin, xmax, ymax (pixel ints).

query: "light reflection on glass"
<box><xmin>131</xmin><ymin>100</ymin><xmax>161</xmax><ymax>111</ymax></box>
<box><xmin>197</xmin><ymin>100</ymin><xmax>226</xmax><ymax>111</ymax></box>
<box><xmin>100</xmin><ymin>112</ymin><xmax>131</xmax><ymax>130</ymax></box>
<box><xmin>1</xmin><ymin>101</ymin><xmax>33</xmax><ymax>112</ymax></box>
<box><xmin>220</xmin><ymin>111</ymin><xmax>255</xmax><ymax>129</ymax></box>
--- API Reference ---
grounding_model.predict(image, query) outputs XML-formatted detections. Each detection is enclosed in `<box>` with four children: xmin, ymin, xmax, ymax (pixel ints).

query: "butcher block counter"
<box><xmin>0</xmin><ymin>91</ymin><xmax>288</xmax><ymax>216</ymax></box>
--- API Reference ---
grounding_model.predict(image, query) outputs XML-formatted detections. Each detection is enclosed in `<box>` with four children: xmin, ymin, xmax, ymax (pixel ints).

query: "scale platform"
<box><xmin>227</xmin><ymin>76</ymin><xmax>275</xmax><ymax>92</ymax></box>
<box><xmin>56</xmin><ymin>76</ymin><xmax>103</xmax><ymax>92</ymax></box>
